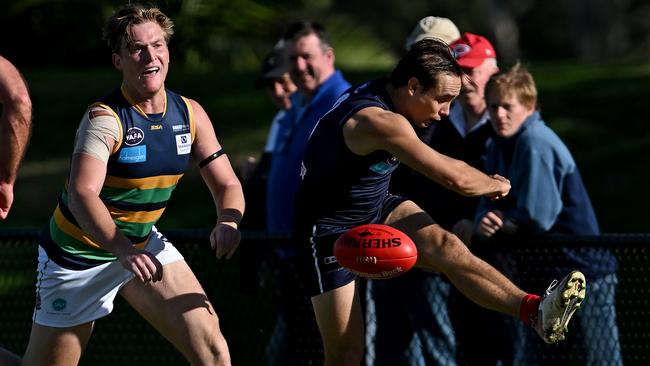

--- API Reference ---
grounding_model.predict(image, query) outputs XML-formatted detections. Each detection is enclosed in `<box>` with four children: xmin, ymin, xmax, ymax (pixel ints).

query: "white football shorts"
<box><xmin>32</xmin><ymin>227</ymin><xmax>184</xmax><ymax>328</ymax></box>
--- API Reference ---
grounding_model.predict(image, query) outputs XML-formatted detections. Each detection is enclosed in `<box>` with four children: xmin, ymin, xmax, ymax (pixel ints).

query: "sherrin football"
<box><xmin>334</xmin><ymin>224</ymin><xmax>418</xmax><ymax>279</ymax></box>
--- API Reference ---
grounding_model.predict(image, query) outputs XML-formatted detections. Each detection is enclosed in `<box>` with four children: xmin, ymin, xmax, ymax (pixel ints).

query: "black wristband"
<box><xmin>198</xmin><ymin>149</ymin><xmax>225</xmax><ymax>168</ymax></box>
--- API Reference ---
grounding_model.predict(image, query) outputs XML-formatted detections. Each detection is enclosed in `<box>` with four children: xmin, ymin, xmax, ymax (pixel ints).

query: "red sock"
<box><xmin>519</xmin><ymin>294</ymin><xmax>541</xmax><ymax>326</ymax></box>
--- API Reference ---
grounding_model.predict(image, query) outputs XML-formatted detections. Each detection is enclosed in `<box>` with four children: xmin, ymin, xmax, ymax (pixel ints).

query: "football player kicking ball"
<box><xmin>293</xmin><ymin>38</ymin><xmax>585</xmax><ymax>366</ymax></box>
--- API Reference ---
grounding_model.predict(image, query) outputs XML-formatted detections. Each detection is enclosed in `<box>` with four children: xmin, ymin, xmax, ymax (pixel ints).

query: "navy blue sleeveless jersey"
<box><xmin>294</xmin><ymin>78</ymin><xmax>400</xmax><ymax>229</ymax></box>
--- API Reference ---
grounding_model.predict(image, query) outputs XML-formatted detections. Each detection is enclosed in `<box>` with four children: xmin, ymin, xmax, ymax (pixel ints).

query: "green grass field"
<box><xmin>3</xmin><ymin>61</ymin><xmax>649</xmax><ymax>232</ymax></box>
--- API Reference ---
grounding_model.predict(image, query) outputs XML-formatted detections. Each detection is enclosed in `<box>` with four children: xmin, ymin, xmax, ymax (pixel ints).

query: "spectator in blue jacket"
<box><xmin>266</xmin><ymin>20</ymin><xmax>350</xmax><ymax>235</ymax></box>
<box><xmin>264</xmin><ymin>20</ymin><xmax>351</xmax><ymax>366</ymax></box>
<box><xmin>474</xmin><ymin>63</ymin><xmax>621</xmax><ymax>365</ymax></box>
<box><xmin>241</xmin><ymin>42</ymin><xmax>297</xmax><ymax>234</ymax></box>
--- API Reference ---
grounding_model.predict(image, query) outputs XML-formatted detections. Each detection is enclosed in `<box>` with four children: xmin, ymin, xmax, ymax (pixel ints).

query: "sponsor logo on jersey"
<box><xmin>124</xmin><ymin>127</ymin><xmax>145</xmax><ymax>146</ymax></box>
<box><xmin>172</xmin><ymin>124</ymin><xmax>189</xmax><ymax>132</ymax></box>
<box><xmin>150</xmin><ymin>124</ymin><xmax>163</xmax><ymax>131</ymax></box>
<box><xmin>118</xmin><ymin>145</ymin><xmax>147</xmax><ymax>163</ymax></box>
<box><xmin>369</xmin><ymin>156</ymin><xmax>399</xmax><ymax>174</ymax></box>
<box><xmin>175</xmin><ymin>133</ymin><xmax>191</xmax><ymax>155</ymax></box>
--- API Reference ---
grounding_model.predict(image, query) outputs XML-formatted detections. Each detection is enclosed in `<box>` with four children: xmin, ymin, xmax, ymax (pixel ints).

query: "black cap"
<box><xmin>254</xmin><ymin>46</ymin><xmax>291</xmax><ymax>88</ymax></box>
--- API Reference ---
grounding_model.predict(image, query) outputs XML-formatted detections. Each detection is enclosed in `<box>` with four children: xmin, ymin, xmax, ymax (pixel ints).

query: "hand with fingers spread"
<box><xmin>117</xmin><ymin>246</ymin><xmax>164</xmax><ymax>284</ymax></box>
<box><xmin>211</xmin><ymin>222</ymin><xmax>242</xmax><ymax>259</ymax></box>
<box><xmin>477</xmin><ymin>210</ymin><xmax>505</xmax><ymax>238</ymax></box>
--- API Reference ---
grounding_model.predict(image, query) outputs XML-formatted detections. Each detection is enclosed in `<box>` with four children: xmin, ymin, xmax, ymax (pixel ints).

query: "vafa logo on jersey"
<box><xmin>125</xmin><ymin>127</ymin><xmax>145</xmax><ymax>146</ymax></box>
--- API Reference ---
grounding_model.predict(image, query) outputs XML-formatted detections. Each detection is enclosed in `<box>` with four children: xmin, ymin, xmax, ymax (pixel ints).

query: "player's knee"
<box><xmin>205</xmin><ymin>336</ymin><xmax>231</xmax><ymax>366</ymax></box>
<box><xmin>192</xmin><ymin>338</ymin><xmax>230</xmax><ymax>366</ymax></box>
<box><xmin>187</xmin><ymin>321</ymin><xmax>231</xmax><ymax>366</ymax></box>
<box><xmin>418</xmin><ymin>228</ymin><xmax>465</xmax><ymax>269</ymax></box>
<box><xmin>417</xmin><ymin>226</ymin><xmax>449</xmax><ymax>253</ymax></box>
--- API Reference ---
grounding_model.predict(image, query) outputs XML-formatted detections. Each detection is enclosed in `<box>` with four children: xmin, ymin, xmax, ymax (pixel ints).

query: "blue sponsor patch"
<box><xmin>118</xmin><ymin>145</ymin><xmax>147</xmax><ymax>163</ymax></box>
<box><xmin>369</xmin><ymin>156</ymin><xmax>399</xmax><ymax>174</ymax></box>
<box><xmin>369</xmin><ymin>162</ymin><xmax>392</xmax><ymax>174</ymax></box>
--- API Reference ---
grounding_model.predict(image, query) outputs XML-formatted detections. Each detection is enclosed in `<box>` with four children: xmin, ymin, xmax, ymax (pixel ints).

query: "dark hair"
<box><xmin>102</xmin><ymin>3</ymin><xmax>174</xmax><ymax>53</ymax></box>
<box><xmin>389</xmin><ymin>38</ymin><xmax>462</xmax><ymax>91</ymax></box>
<box><xmin>282</xmin><ymin>20</ymin><xmax>331</xmax><ymax>51</ymax></box>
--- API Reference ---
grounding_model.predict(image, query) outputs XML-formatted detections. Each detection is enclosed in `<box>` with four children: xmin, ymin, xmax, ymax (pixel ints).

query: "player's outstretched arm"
<box><xmin>189</xmin><ymin>99</ymin><xmax>245</xmax><ymax>260</ymax></box>
<box><xmin>343</xmin><ymin>107</ymin><xmax>510</xmax><ymax>199</ymax></box>
<box><xmin>0</xmin><ymin>55</ymin><xmax>32</xmax><ymax>219</ymax></box>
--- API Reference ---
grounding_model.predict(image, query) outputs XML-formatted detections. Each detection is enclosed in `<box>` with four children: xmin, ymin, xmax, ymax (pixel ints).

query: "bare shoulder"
<box><xmin>185</xmin><ymin>97</ymin><xmax>220</xmax><ymax>159</ymax></box>
<box><xmin>185</xmin><ymin>98</ymin><xmax>208</xmax><ymax>117</ymax></box>
<box><xmin>344</xmin><ymin>107</ymin><xmax>416</xmax><ymax>155</ymax></box>
<box><xmin>185</xmin><ymin>97</ymin><xmax>212</xmax><ymax>131</ymax></box>
<box><xmin>348</xmin><ymin>107</ymin><xmax>410</xmax><ymax>136</ymax></box>
<box><xmin>0</xmin><ymin>56</ymin><xmax>28</xmax><ymax>101</ymax></box>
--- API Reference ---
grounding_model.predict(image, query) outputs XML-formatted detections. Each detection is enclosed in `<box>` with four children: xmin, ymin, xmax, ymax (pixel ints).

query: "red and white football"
<box><xmin>334</xmin><ymin>224</ymin><xmax>418</xmax><ymax>279</ymax></box>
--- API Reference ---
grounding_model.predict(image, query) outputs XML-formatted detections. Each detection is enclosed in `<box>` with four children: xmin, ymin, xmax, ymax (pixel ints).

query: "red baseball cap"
<box><xmin>449</xmin><ymin>32</ymin><xmax>496</xmax><ymax>69</ymax></box>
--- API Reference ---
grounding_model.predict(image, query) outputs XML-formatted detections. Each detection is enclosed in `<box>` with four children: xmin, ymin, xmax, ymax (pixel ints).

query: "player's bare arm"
<box><xmin>67</xmin><ymin>109</ymin><xmax>163</xmax><ymax>283</ymax></box>
<box><xmin>190</xmin><ymin>99</ymin><xmax>244</xmax><ymax>259</ymax></box>
<box><xmin>343</xmin><ymin>106</ymin><xmax>510</xmax><ymax>198</ymax></box>
<box><xmin>0</xmin><ymin>56</ymin><xmax>32</xmax><ymax>219</ymax></box>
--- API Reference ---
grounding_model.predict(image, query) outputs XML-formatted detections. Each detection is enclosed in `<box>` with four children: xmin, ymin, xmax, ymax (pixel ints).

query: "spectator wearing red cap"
<box><xmin>372</xmin><ymin>32</ymin><xmax>502</xmax><ymax>366</ymax></box>
<box><xmin>444</xmin><ymin>33</ymin><xmax>513</xmax><ymax>366</ymax></box>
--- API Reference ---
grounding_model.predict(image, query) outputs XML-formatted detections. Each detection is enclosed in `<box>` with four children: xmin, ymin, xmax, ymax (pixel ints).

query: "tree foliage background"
<box><xmin>1</xmin><ymin>0</ymin><xmax>649</xmax><ymax>232</ymax></box>
<box><xmin>2</xmin><ymin>0</ymin><xmax>650</xmax><ymax>70</ymax></box>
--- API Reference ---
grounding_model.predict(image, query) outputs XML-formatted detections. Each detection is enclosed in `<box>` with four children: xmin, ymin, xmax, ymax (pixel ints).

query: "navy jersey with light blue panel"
<box><xmin>39</xmin><ymin>87</ymin><xmax>195</xmax><ymax>269</ymax></box>
<box><xmin>296</xmin><ymin>78</ymin><xmax>400</xmax><ymax>229</ymax></box>
<box><xmin>294</xmin><ymin>78</ymin><xmax>406</xmax><ymax>296</ymax></box>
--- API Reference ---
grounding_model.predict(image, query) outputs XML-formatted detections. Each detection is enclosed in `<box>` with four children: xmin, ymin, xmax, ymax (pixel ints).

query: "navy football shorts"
<box><xmin>296</xmin><ymin>193</ymin><xmax>407</xmax><ymax>297</ymax></box>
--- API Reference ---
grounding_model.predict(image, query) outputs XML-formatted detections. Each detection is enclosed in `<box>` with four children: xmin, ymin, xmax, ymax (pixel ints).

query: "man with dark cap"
<box><xmin>247</xmin><ymin>40</ymin><xmax>322</xmax><ymax>366</ymax></box>
<box><xmin>241</xmin><ymin>42</ymin><xmax>297</xmax><ymax>232</ymax></box>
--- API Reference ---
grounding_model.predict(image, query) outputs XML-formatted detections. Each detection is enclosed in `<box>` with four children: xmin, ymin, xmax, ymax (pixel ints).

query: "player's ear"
<box><xmin>112</xmin><ymin>53</ymin><xmax>122</xmax><ymax>70</ymax></box>
<box><xmin>407</xmin><ymin>77</ymin><xmax>420</xmax><ymax>96</ymax></box>
<box><xmin>325</xmin><ymin>47</ymin><xmax>335</xmax><ymax>64</ymax></box>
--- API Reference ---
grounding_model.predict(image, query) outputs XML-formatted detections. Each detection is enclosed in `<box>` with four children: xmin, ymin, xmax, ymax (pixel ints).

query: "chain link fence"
<box><xmin>0</xmin><ymin>229</ymin><xmax>647</xmax><ymax>365</ymax></box>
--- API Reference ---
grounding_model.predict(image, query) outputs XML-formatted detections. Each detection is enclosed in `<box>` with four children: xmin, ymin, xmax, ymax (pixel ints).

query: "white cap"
<box><xmin>404</xmin><ymin>16</ymin><xmax>461</xmax><ymax>50</ymax></box>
